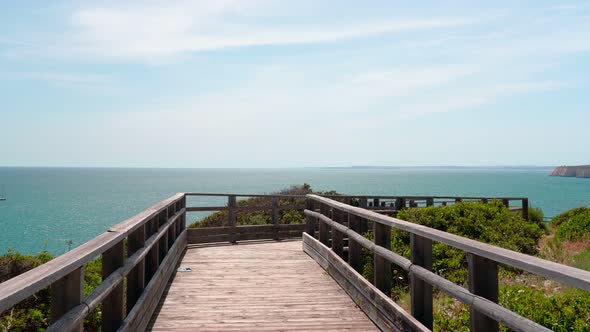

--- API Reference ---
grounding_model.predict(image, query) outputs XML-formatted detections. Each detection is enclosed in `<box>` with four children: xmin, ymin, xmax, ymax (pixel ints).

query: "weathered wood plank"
<box><xmin>148</xmin><ymin>240</ymin><xmax>379</xmax><ymax>332</ymax></box>
<box><xmin>187</xmin><ymin>224</ymin><xmax>305</xmax><ymax>236</ymax></box>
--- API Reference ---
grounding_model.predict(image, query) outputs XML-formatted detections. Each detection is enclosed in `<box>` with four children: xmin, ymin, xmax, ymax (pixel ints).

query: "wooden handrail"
<box><xmin>0</xmin><ymin>193</ymin><xmax>187</xmax><ymax>332</ymax></box>
<box><xmin>307</xmin><ymin>194</ymin><xmax>590</xmax><ymax>291</ymax></box>
<box><xmin>185</xmin><ymin>193</ymin><xmax>529</xmax><ymax>220</ymax></box>
<box><xmin>185</xmin><ymin>192</ymin><xmax>528</xmax><ymax>200</ymax></box>
<box><xmin>305</xmin><ymin>194</ymin><xmax>590</xmax><ymax>332</ymax></box>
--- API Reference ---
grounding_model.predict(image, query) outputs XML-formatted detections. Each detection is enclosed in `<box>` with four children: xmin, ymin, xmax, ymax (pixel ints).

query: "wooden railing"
<box><xmin>185</xmin><ymin>193</ymin><xmax>308</xmax><ymax>243</ymax></box>
<box><xmin>303</xmin><ymin>194</ymin><xmax>590</xmax><ymax>332</ymax></box>
<box><xmin>0</xmin><ymin>191</ymin><xmax>533</xmax><ymax>332</ymax></box>
<box><xmin>0</xmin><ymin>193</ymin><xmax>187</xmax><ymax>332</ymax></box>
<box><xmin>185</xmin><ymin>193</ymin><xmax>529</xmax><ymax>245</ymax></box>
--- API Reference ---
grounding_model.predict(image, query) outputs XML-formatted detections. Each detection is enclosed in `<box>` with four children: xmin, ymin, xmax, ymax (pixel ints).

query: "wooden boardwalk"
<box><xmin>148</xmin><ymin>240</ymin><xmax>379</xmax><ymax>331</ymax></box>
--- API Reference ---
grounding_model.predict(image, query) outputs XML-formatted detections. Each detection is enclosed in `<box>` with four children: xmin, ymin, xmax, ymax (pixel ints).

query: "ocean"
<box><xmin>0</xmin><ymin>167</ymin><xmax>589</xmax><ymax>255</ymax></box>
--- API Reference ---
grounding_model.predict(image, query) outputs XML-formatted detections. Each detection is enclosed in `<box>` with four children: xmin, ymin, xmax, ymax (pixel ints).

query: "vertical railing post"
<box><xmin>455</xmin><ymin>198</ymin><xmax>462</xmax><ymax>203</ymax></box>
<box><xmin>373</xmin><ymin>221</ymin><xmax>391</xmax><ymax>294</ymax></box>
<box><xmin>502</xmin><ymin>199</ymin><xmax>510</xmax><ymax>208</ymax></box>
<box><xmin>305</xmin><ymin>198</ymin><xmax>316</xmax><ymax>238</ymax></box>
<box><xmin>468</xmin><ymin>254</ymin><xmax>499</xmax><ymax>332</ymax></box>
<box><xmin>359</xmin><ymin>197</ymin><xmax>369</xmax><ymax>234</ymax></box>
<box><xmin>158</xmin><ymin>211</ymin><xmax>168</xmax><ymax>261</ymax></box>
<box><xmin>51</xmin><ymin>267</ymin><xmax>83</xmax><ymax>332</ymax></box>
<box><xmin>271</xmin><ymin>197</ymin><xmax>279</xmax><ymax>225</ymax></box>
<box><xmin>331</xmin><ymin>208</ymin><xmax>344</xmax><ymax>258</ymax></box>
<box><xmin>348</xmin><ymin>213</ymin><xmax>363</xmax><ymax>273</ymax></box>
<box><xmin>146</xmin><ymin>216</ymin><xmax>159</xmax><ymax>282</ymax></box>
<box><xmin>228</xmin><ymin>195</ymin><xmax>237</xmax><ymax>226</ymax></box>
<box><xmin>319</xmin><ymin>203</ymin><xmax>330</xmax><ymax>246</ymax></box>
<box><xmin>182</xmin><ymin>195</ymin><xmax>187</xmax><ymax>232</ymax></box>
<box><xmin>522</xmin><ymin>198</ymin><xmax>529</xmax><ymax>221</ymax></box>
<box><xmin>127</xmin><ymin>224</ymin><xmax>146</xmax><ymax>314</ymax></box>
<box><xmin>426</xmin><ymin>198</ymin><xmax>434</xmax><ymax>207</ymax></box>
<box><xmin>167</xmin><ymin>206</ymin><xmax>175</xmax><ymax>250</ymax></box>
<box><xmin>102</xmin><ymin>240</ymin><xmax>125</xmax><ymax>332</ymax></box>
<box><xmin>411</xmin><ymin>234</ymin><xmax>433</xmax><ymax>329</ymax></box>
<box><xmin>271</xmin><ymin>197</ymin><xmax>279</xmax><ymax>240</ymax></box>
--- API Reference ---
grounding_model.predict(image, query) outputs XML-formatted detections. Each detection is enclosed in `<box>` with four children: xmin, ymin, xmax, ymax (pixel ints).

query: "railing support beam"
<box><xmin>305</xmin><ymin>199</ymin><xmax>316</xmax><ymax>238</ymax></box>
<box><xmin>411</xmin><ymin>234</ymin><xmax>433</xmax><ymax>329</ymax></box>
<box><xmin>51</xmin><ymin>267</ymin><xmax>83</xmax><ymax>332</ymax></box>
<box><xmin>228</xmin><ymin>195</ymin><xmax>237</xmax><ymax>226</ymax></box>
<box><xmin>127</xmin><ymin>224</ymin><xmax>146</xmax><ymax>314</ymax></box>
<box><xmin>348</xmin><ymin>213</ymin><xmax>363</xmax><ymax>273</ymax></box>
<box><xmin>102</xmin><ymin>241</ymin><xmax>125</xmax><ymax>332</ymax></box>
<box><xmin>522</xmin><ymin>198</ymin><xmax>529</xmax><ymax>221</ymax></box>
<box><xmin>468</xmin><ymin>254</ymin><xmax>499</xmax><ymax>332</ymax></box>
<box><xmin>373</xmin><ymin>222</ymin><xmax>391</xmax><ymax>294</ymax></box>
<box><xmin>319</xmin><ymin>203</ymin><xmax>330</xmax><ymax>246</ymax></box>
<box><xmin>331</xmin><ymin>209</ymin><xmax>344</xmax><ymax>258</ymax></box>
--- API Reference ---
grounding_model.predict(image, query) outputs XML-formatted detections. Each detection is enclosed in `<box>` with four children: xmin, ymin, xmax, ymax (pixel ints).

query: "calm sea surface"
<box><xmin>0</xmin><ymin>167</ymin><xmax>588</xmax><ymax>255</ymax></box>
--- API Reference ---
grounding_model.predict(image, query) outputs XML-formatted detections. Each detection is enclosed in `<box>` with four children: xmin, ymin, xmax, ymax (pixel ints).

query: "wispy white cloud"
<box><xmin>59</xmin><ymin>1</ymin><xmax>474</xmax><ymax>60</ymax></box>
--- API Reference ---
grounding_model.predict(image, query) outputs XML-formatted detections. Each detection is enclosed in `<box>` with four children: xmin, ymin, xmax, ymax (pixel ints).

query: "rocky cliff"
<box><xmin>551</xmin><ymin>165</ymin><xmax>590</xmax><ymax>178</ymax></box>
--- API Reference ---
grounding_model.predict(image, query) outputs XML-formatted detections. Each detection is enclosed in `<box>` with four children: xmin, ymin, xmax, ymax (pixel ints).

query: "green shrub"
<box><xmin>434</xmin><ymin>285</ymin><xmax>590</xmax><ymax>331</ymax></box>
<box><xmin>394</xmin><ymin>201</ymin><xmax>543</xmax><ymax>285</ymax></box>
<box><xmin>572</xmin><ymin>250</ymin><xmax>590</xmax><ymax>271</ymax></box>
<box><xmin>551</xmin><ymin>207</ymin><xmax>590</xmax><ymax>241</ymax></box>
<box><xmin>0</xmin><ymin>250</ymin><xmax>102</xmax><ymax>331</ymax></box>
<box><xmin>528</xmin><ymin>207</ymin><xmax>547</xmax><ymax>231</ymax></box>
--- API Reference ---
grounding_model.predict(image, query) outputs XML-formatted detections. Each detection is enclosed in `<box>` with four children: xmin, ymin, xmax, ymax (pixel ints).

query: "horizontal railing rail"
<box><xmin>185</xmin><ymin>193</ymin><xmax>529</xmax><ymax>245</ymax></box>
<box><xmin>0</xmin><ymin>193</ymin><xmax>187</xmax><ymax>332</ymax></box>
<box><xmin>304</xmin><ymin>194</ymin><xmax>590</xmax><ymax>332</ymax></box>
<box><xmin>186</xmin><ymin>193</ymin><xmax>307</xmax><ymax>244</ymax></box>
<box><xmin>185</xmin><ymin>193</ymin><xmax>529</xmax><ymax>218</ymax></box>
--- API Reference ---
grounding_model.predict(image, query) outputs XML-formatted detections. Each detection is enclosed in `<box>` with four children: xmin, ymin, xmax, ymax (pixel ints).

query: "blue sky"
<box><xmin>1</xmin><ymin>0</ymin><xmax>589</xmax><ymax>167</ymax></box>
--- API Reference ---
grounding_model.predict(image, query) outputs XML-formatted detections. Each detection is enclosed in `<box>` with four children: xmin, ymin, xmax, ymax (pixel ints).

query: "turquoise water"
<box><xmin>0</xmin><ymin>167</ymin><xmax>589</xmax><ymax>255</ymax></box>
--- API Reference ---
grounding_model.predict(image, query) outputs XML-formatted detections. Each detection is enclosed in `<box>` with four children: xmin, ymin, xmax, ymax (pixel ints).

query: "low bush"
<box><xmin>434</xmin><ymin>285</ymin><xmax>590</xmax><ymax>331</ymax></box>
<box><xmin>394</xmin><ymin>200</ymin><xmax>544</xmax><ymax>285</ymax></box>
<box><xmin>0</xmin><ymin>250</ymin><xmax>102</xmax><ymax>331</ymax></box>
<box><xmin>551</xmin><ymin>207</ymin><xmax>590</xmax><ymax>241</ymax></box>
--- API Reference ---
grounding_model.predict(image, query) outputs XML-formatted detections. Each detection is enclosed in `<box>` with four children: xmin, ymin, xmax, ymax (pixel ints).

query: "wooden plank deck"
<box><xmin>148</xmin><ymin>239</ymin><xmax>379</xmax><ymax>331</ymax></box>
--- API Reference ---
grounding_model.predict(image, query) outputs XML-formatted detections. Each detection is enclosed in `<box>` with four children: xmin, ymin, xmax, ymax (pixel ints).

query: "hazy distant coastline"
<box><xmin>551</xmin><ymin>165</ymin><xmax>590</xmax><ymax>178</ymax></box>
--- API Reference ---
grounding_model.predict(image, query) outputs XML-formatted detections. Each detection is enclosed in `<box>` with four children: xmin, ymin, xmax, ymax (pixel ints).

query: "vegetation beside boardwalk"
<box><xmin>0</xmin><ymin>252</ymin><xmax>102</xmax><ymax>331</ymax></box>
<box><xmin>1</xmin><ymin>185</ymin><xmax>590</xmax><ymax>331</ymax></box>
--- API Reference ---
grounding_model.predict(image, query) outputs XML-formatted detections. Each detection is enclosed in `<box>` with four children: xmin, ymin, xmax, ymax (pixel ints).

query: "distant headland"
<box><xmin>550</xmin><ymin>165</ymin><xmax>590</xmax><ymax>178</ymax></box>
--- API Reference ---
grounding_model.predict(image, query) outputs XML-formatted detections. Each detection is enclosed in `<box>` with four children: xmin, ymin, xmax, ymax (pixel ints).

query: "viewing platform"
<box><xmin>1</xmin><ymin>192</ymin><xmax>588</xmax><ymax>332</ymax></box>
